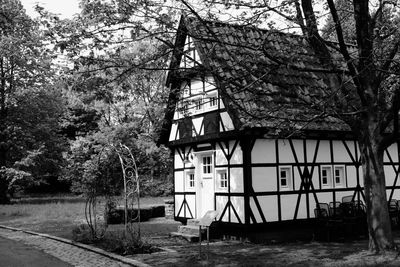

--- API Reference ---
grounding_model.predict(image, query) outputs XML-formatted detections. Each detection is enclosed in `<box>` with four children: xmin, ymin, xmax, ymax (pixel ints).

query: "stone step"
<box><xmin>178</xmin><ymin>225</ymin><xmax>206</xmax><ymax>236</ymax></box>
<box><xmin>187</xmin><ymin>219</ymin><xmax>200</xmax><ymax>226</ymax></box>
<box><xmin>170</xmin><ymin>232</ymin><xmax>199</xmax><ymax>242</ymax></box>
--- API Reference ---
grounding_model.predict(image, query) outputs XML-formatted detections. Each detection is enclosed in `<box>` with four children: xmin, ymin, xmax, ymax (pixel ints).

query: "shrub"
<box><xmin>71</xmin><ymin>224</ymin><xmax>93</xmax><ymax>243</ymax></box>
<box><xmin>102</xmin><ymin>231</ymin><xmax>155</xmax><ymax>255</ymax></box>
<box><xmin>140</xmin><ymin>178</ymin><xmax>173</xmax><ymax>197</ymax></box>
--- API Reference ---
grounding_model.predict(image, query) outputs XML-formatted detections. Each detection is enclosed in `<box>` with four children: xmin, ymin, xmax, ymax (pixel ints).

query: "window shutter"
<box><xmin>204</xmin><ymin>112</ymin><xmax>219</xmax><ymax>134</ymax></box>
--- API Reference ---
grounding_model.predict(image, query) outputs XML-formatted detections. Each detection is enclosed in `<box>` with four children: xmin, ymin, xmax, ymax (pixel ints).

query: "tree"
<box><xmin>0</xmin><ymin>0</ymin><xmax>67</xmax><ymax>201</ymax></box>
<box><xmin>321</xmin><ymin>0</ymin><xmax>356</xmax><ymax>43</ymax></box>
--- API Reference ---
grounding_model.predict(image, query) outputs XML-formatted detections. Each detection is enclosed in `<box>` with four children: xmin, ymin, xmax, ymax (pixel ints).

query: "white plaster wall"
<box><xmin>205</xmin><ymin>75</ymin><xmax>216</xmax><ymax>88</ymax></box>
<box><xmin>311</xmin><ymin>169</ymin><xmax>319</xmax><ymax>189</ymax></box>
<box><xmin>175</xmin><ymin>195</ymin><xmax>184</xmax><ymax>216</ymax></box>
<box><xmin>359</xmin><ymin>168</ymin><xmax>364</xmax><ymax>187</ymax></box>
<box><xmin>385</xmin><ymin>166</ymin><xmax>396</xmax><ymax>187</ymax></box>
<box><xmin>295</xmin><ymin>195</ymin><xmax>308</xmax><ymax>219</ymax></box>
<box><xmin>191</xmin><ymin>79</ymin><xmax>203</xmax><ymax>95</ymax></box>
<box><xmin>194</xmin><ymin>49</ymin><xmax>201</xmax><ymax>65</ymax></box>
<box><xmin>174</xmin><ymin>151</ymin><xmax>183</xmax><ymax>169</ymax></box>
<box><xmin>252</xmin><ymin>167</ymin><xmax>277</xmax><ymax>192</ymax></box>
<box><xmin>250</xmin><ymin>197</ymin><xmax>261</xmax><ymax>224</ymax></box>
<box><xmin>332</xmin><ymin>141</ymin><xmax>353</xmax><ymax>163</ymax></box>
<box><xmin>230</xmin><ymin>196</ymin><xmax>245</xmax><ymax>223</ymax></box>
<box><xmin>169</xmin><ymin>123</ymin><xmax>178</xmax><ymax>141</ymax></box>
<box><xmin>174</xmin><ymin>171</ymin><xmax>184</xmax><ymax>192</ymax></box>
<box><xmin>391</xmin><ymin>189</ymin><xmax>400</xmax><ymax>200</ymax></box>
<box><xmin>204</xmin><ymin>78</ymin><xmax>215</xmax><ymax>91</ymax></box>
<box><xmin>219</xmin><ymin>98</ymin><xmax>225</xmax><ymax>109</ymax></box>
<box><xmin>280</xmin><ymin>195</ymin><xmax>297</xmax><ymax>220</ymax></box>
<box><xmin>293</xmin><ymin>167</ymin><xmax>301</xmax><ymax>191</ymax></box>
<box><xmin>215</xmin><ymin>143</ymin><xmax>228</xmax><ymax>166</ymax></box>
<box><xmin>385</xmin><ymin>143</ymin><xmax>398</xmax><ymax>163</ymax></box>
<box><xmin>252</xmin><ymin>139</ymin><xmax>276</xmax><ymax>164</ymax></box>
<box><xmin>186</xmin><ymin>195</ymin><xmax>196</xmax><ymax>218</ymax></box>
<box><xmin>230</xmin><ymin>168</ymin><xmax>244</xmax><ymax>193</ymax></box>
<box><xmin>277</xmin><ymin>140</ymin><xmax>295</xmax><ymax>163</ymax></box>
<box><xmin>257</xmin><ymin>196</ymin><xmax>279</xmax><ymax>222</ymax></box>
<box><xmin>230</xmin><ymin>141</ymin><xmax>243</xmax><ymax>164</ymax></box>
<box><xmin>290</xmin><ymin>139</ymin><xmax>305</xmax><ymax>163</ymax></box>
<box><xmin>216</xmin><ymin>195</ymin><xmax>229</xmax><ymax>222</ymax></box>
<box><xmin>308</xmin><ymin>195</ymin><xmax>317</xmax><ymax>218</ymax></box>
<box><xmin>192</xmin><ymin>117</ymin><xmax>203</xmax><ymax>136</ymax></box>
<box><xmin>220</xmin><ymin>112</ymin><xmax>234</xmax><ymax>131</ymax></box>
<box><xmin>315</xmin><ymin>192</ymin><xmax>334</xmax><ymax>204</ymax></box>
<box><xmin>306</xmin><ymin>140</ymin><xmax>319</xmax><ymax>163</ymax></box>
<box><xmin>315</xmin><ymin>140</ymin><xmax>331</xmax><ymax>163</ymax></box>
<box><xmin>346</xmin><ymin>166</ymin><xmax>359</xmax><ymax>188</ymax></box>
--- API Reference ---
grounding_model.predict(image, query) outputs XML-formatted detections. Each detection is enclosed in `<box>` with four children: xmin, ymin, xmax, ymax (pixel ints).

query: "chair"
<box><xmin>388</xmin><ymin>199</ymin><xmax>399</xmax><ymax>227</ymax></box>
<box><xmin>342</xmin><ymin>195</ymin><xmax>353</xmax><ymax>203</ymax></box>
<box><xmin>314</xmin><ymin>203</ymin><xmax>330</xmax><ymax>218</ymax></box>
<box><xmin>353</xmin><ymin>200</ymin><xmax>366</xmax><ymax>216</ymax></box>
<box><xmin>340</xmin><ymin>202</ymin><xmax>355</xmax><ymax>217</ymax></box>
<box><xmin>389</xmin><ymin>199</ymin><xmax>398</xmax><ymax>212</ymax></box>
<box><xmin>329</xmin><ymin>202</ymin><xmax>342</xmax><ymax>217</ymax></box>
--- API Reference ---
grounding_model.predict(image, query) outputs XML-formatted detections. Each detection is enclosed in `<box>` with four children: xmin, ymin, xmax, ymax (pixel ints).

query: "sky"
<box><xmin>20</xmin><ymin>0</ymin><xmax>81</xmax><ymax>18</ymax></box>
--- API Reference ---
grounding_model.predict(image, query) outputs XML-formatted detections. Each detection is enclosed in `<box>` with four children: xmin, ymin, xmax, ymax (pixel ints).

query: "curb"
<box><xmin>0</xmin><ymin>225</ymin><xmax>150</xmax><ymax>267</ymax></box>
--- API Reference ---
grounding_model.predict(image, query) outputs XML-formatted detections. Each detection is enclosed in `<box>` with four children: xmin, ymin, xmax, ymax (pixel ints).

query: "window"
<box><xmin>181</xmin><ymin>102</ymin><xmax>188</xmax><ymax>115</ymax></box>
<box><xmin>191</xmin><ymin>125</ymin><xmax>195</xmax><ymax>136</ymax></box>
<box><xmin>321</xmin><ymin>166</ymin><xmax>332</xmax><ymax>187</ymax></box>
<box><xmin>279</xmin><ymin>167</ymin><xmax>292</xmax><ymax>189</ymax></box>
<box><xmin>209</xmin><ymin>96</ymin><xmax>218</xmax><ymax>108</ymax></box>
<box><xmin>187</xmin><ymin>172</ymin><xmax>195</xmax><ymax>188</ymax></box>
<box><xmin>194</xmin><ymin>98</ymin><xmax>202</xmax><ymax>111</ymax></box>
<box><xmin>217</xmin><ymin>170</ymin><xmax>228</xmax><ymax>189</ymax></box>
<box><xmin>334</xmin><ymin>166</ymin><xmax>345</xmax><ymax>187</ymax></box>
<box><xmin>202</xmin><ymin>156</ymin><xmax>212</xmax><ymax>175</ymax></box>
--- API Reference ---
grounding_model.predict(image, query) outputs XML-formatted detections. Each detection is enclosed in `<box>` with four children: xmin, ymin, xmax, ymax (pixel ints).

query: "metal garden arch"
<box><xmin>85</xmin><ymin>143</ymin><xmax>141</xmax><ymax>239</ymax></box>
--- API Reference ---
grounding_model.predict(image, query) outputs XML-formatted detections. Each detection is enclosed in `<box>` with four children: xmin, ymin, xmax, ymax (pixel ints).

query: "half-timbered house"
<box><xmin>158</xmin><ymin>16</ymin><xmax>400</xmax><ymax>235</ymax></box>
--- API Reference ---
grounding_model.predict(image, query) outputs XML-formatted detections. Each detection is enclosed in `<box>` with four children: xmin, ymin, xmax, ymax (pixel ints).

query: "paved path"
<box><xmin>0</xmin><ymin>227</ymin><xmax>147</xmax><ymax>267</ymax></box>
<box><xmin>0</xmin><ymin>236</ymin><xmax>72</xmax><ymax>267</ymax></box>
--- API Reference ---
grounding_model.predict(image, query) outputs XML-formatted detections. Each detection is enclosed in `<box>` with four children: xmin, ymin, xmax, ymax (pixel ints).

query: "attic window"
<box><xmin>209</xmin><ymin>96</ymin><xmax>218</xmax><ymax>108</ymax></box>
<box><xmin>194</xmin><ymin>98</ymin><xmax>202</xmax><ymax>111</ymax></box>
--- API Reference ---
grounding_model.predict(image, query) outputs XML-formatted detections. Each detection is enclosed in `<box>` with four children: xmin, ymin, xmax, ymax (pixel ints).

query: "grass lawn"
<box><xmin>2</xmin><ymin>198</ymin><xmax>400</xmax><ymax>266</ymax></box>
<box><xmin>0</xmin><ymin>197</ymin><xmax>170</xmax><ymax>239</ymax></box>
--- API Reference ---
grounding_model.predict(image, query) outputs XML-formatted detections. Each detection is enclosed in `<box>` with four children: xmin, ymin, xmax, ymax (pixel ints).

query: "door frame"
<box><xmin>194</xmin><ymin>150</ymin><xmax>215</xmax><ymax>218</ymax></box>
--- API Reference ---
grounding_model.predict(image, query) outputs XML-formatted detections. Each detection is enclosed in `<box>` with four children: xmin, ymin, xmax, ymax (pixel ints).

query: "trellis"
<box><xmin>85</xmin><ymin>143</ymin><xmax>141</xmax><ymax>239</ymax></box>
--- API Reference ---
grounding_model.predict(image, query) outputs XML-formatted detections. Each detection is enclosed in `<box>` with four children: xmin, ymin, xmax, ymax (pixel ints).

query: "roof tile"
<box><xmin>183</xmin><ymin>17</ymin><xmax>352</xmax><ymax>133</ymax></box>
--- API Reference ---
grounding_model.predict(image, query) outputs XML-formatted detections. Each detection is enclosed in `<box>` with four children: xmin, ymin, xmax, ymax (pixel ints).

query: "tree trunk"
<box><xmin>359</xmin><ymin>132</ymin><xmax>396</xmax><ymax>252</ymax></box>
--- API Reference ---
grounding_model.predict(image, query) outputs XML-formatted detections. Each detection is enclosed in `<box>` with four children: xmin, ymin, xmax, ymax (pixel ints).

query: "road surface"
<box><xmin>0</xmin><ymin>236</ymin><xmax>72</xmax><ymax>267</ymax></box>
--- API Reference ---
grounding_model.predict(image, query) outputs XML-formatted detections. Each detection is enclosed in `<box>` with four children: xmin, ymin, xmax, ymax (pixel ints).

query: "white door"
<box><xmin>196</xmin><ymin>153</ymin><xmax>215</xmax><ymax>218</ymax></box>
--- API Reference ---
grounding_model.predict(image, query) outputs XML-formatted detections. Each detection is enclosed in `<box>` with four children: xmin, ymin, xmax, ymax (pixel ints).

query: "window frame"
<box><xmin>186</xmin><ymin>170</ymin><xmax>195</xmax><ymax>189</ymax></box>
<box><xmin>216</xmin><ymin>169</ymin><xmax>228</xmax><ymax>190</ymax></box>
<box><xmin>320</xmin><ymin>166</ymin><xmax>332</xmax><ymax>188</ymax></box>
<box><xmin>334</xmin><ymin>166</ymin><xmax>345</xmax><ymax>187</ymax></box>
<box><xmin>194</xmin><ymin>98</ymin><xmax>203</xmax><ymax>112</ymax></box>
<box><xmin>279</xmin><ymin>166</ymin><xmax>292</xmax><ymax>190</ymax></box>
<box><xmin>208</xmin><ymin>94</ymin><xmax>218</xmax><ymax>109</ymax></box>
<box><xmin>201</xmin><ymin>155</ymin><xmax>213</xmax><ymax>179</ymax></box>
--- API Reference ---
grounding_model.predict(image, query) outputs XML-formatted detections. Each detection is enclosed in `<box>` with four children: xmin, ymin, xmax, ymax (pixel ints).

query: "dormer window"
<box><xmin>194</xmin><ymin>98</ymin><xmax>202</xmax><ymax>111</ymax></box>
<box><xmin>209</xmin><ymin>96</ymin><xmax>218</xmax><ymax>108</ymax></box>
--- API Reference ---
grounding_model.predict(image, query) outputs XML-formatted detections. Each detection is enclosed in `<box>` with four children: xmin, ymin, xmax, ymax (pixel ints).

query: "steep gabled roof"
<box><xmin>159</xmin><ymin>16</ymin><xmax>352</xmax><ymax>144</ymax></box>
